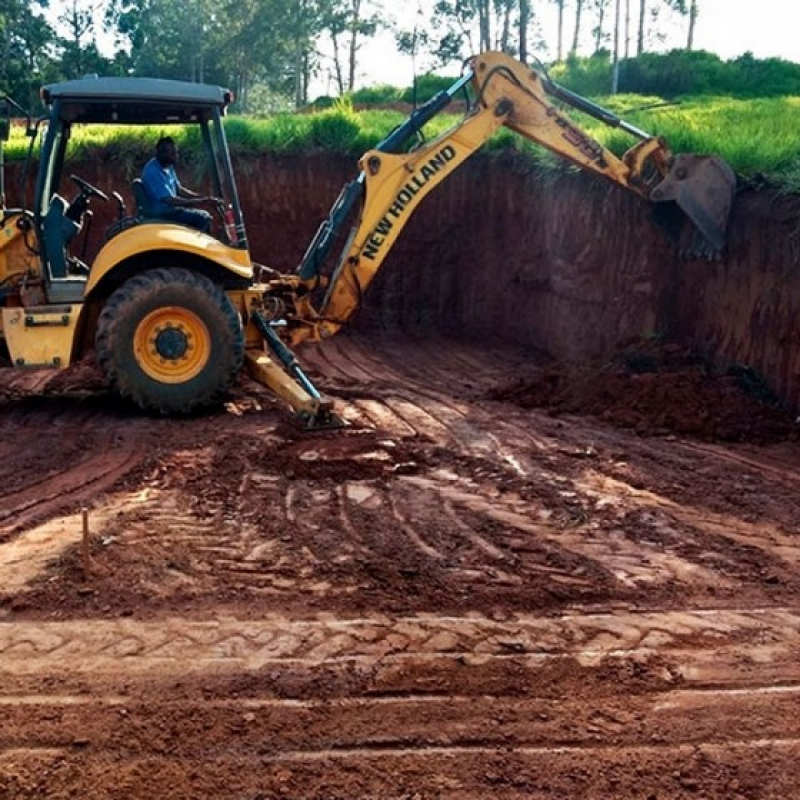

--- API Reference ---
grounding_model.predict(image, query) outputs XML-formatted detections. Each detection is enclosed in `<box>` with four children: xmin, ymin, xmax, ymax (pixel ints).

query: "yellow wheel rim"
<box><xmin>133</xmin><ymin>306</ymin><xmax>211</xmax><ymax>384</ymax></box>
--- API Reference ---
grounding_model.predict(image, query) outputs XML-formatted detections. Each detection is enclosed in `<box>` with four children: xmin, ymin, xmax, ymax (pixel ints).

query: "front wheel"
<box><xmin>96</xmin><ymin>267</ymin><xmax>244</xmax><ymax>414</ymax></box>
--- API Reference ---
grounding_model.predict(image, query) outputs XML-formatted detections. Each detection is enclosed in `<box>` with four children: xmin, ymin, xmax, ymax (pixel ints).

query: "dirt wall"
<box><xmin>12</xmin><ymin>152</ymin><xmax>800</xmax><ymax>410</ymax></box>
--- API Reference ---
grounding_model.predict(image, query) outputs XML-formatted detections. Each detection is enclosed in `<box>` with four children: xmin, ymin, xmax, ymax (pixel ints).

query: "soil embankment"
<box><xmin>18</xmin><ymin>153</ymin><xmax>798</xmax><ymax>411</ymax></box>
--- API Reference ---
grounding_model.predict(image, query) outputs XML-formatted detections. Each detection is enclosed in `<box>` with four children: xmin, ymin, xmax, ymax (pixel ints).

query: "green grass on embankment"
<box><xmin>6</xmin><ymin>94</ymin><xmax>800</xmax><ymax>190</ymax></box>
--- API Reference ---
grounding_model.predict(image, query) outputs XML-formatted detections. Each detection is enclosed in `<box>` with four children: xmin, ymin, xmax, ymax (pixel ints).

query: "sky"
<box><xmin>323</xmin><ymin>0</ymin><xmax>799</xmax><ymax>93</ymax></box>
<box><xmin>69</xmin><ymin>0</ymin><xmax>798</xmax><ymax>93</ymax></box>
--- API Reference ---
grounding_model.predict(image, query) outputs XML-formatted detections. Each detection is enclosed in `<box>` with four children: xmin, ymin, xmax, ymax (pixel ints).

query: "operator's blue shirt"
<box><xmin>141</xmin><ymin>158</ymin><xmax>181</xmax><ymax>214</ymax></box>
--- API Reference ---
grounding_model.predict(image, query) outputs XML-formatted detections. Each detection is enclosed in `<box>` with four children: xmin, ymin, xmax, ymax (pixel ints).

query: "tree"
<box><xmin>57</xmin><ymin>0</ymin><xmax>93</xmax><ymax>77</ymax></box>
<box><xmin>551</xmin><ymin>0</ymin><xmax>566</xmax><ymax>61</ymax></box>
<box><xmin>286</xmin><ymin>0</ymin><xmax>324</xmax><ymax>106</ymax></box>
<box><xmin>57</xmin><ymin>0</ymin><xmax>112</xmax><ymax>79</ymax></box>
<box><xmin>477</xmin><ymin>0</ymin><xmax>490</xmax><ymax>51</ymax></box>
<box><xmin>570</xmin><ymin>0</ymin><xmax>584</xmax><ymax>57</ymax></box>
<box><xmin>590</xmin><ymin>0</ymin><xmax>611</xmax><ymax>53</ymax></box>
<box><xmin>519</xmin><ymin>0</ymin><xmax>530</xmax><ymax>61</ymax></box>
<box><xmin>612</xmin><ymin>0</ymin><xmax>620</xmax><ymax>91</ymax></box>
<box><xmin>395</xmin><ymin>1</ymin><xmax>437</xmax><ymax>92</ymax></box>
<box><xmin>104</xmin><ymin>0</ymin><xmax>220</xmax><ymax>82</ymax></box>
<box><xmin>320</xmin><ymin>0</ymin><xmax>381</xmax><ymax>94</ymax></box>
<box><xmin>623</xmin><ymin>0</ymin><xmax>630</xmax><ymax>57</ymax></box>
<box><xmin>0</xmin><ymin>0</ymin><xmax>58</xmax><ymax>107</ymax></box>
<box><xmin>636</xmin><ymin>0</ymin><xmax>644</xmax><ymax>54</ymax></box>
<box><xmin>662</xmin><ymin>0</ymin><xmax>698</xmax><ymax>50</ymax></box>
<box><xmin>635</xmin><ymin>0</ymin><xmax>691</xmax><ymax>55</ymax></box>
<box><xmin>104</xmin><ymin>0</ymin><xmax>314</xmax><ymax>106</ymax></box>
<box><xmin>686</xmin><ymin>0</ymin><xmax>697</xmax><ymax>49</ymax></box>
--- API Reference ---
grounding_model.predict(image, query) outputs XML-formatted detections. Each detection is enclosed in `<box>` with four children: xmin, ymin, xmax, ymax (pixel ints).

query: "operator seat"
<box><xmin>131</xmin><ymin>178</ymin><xmax>156</xmax><ymax>219</ymax></box>
<box><xmin>43</xmin><ymin>195</ymin><xmax>81</xmax><ymax>279</ymax></box>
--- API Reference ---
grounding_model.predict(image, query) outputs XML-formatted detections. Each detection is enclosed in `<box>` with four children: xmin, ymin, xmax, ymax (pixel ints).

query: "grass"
<box><xmin>5</xmin><ymin>94</ymin><xmax>800</xmax><ymax>190</ymax></box>
<box><xmin>597</xmin><ymin>96</ymin><xmax>800</xmax><ymax>181</ymax></box>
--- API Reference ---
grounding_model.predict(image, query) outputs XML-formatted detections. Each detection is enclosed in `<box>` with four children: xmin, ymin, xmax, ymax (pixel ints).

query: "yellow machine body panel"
<box><xmin>0</xmin><ymin>213</ymin><xmax>41</xmax><ymax>287</ymax></box>
<box><xmin>2</xmin><ymin>304</ymin><xmax>80</xmax><ymax>368</ymax></box>
<box><xmin>86</xmin><ymin>222</ymin><xmax>254</xmax><ymax>295</ymax></box>
<box><xmin>311</xmin><ymin>111</ymin><xmax>508</xmax><ymax>341</ymax></box>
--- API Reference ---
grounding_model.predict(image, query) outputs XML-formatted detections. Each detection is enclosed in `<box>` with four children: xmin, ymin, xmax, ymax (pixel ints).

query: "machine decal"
<box><xmin>546</xmin><ymin>107</ymin><xmax>608</xmax><ymax>168</ymax></box>
<box><xmin>363</xmin><ymin>145</ymin><xmax>458</xmax><ymax>261</ymax></box>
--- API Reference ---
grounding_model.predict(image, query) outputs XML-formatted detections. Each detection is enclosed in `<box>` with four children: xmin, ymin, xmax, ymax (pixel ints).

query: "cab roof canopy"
<box><xmin>41</xmin><ymin>77</ymin><xmax>232</xmax><ymax>124</ymax></box>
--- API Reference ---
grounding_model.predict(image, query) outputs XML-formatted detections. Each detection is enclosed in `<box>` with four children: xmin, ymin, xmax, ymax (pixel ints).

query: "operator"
<box><xmin>141</xmin><ymin>136</ymin><xmax>219</xmax><ymax>233</ymax></box>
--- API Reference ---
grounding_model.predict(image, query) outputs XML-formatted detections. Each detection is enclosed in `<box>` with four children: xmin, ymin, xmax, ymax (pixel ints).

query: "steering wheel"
<box><xmin>70</xmin><ymin>174</ymin><xmax>109</xmax><ymax>202</ymax></box>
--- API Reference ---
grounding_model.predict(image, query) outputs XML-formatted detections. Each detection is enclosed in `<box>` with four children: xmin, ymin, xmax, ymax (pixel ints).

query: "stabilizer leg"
<box><xmin>248</xmin><ymin>313</ymin><xmax>345</xmax><ymax>429</ymax></box>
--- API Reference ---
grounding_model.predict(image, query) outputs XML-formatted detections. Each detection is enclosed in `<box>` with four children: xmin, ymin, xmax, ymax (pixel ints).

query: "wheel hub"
<box><xmin>154</xmin><ymin>324</ymin><xmax>190</xmax><ymax>360</ymax></box>
<box><xmin>133</xmin><ymin>306</ymin><xmax>211</xmax><ymax>384</ymax></box>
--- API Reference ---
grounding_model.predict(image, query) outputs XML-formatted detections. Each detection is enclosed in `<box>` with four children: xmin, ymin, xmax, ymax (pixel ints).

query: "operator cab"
<box><xmin>32</xmin><ymin>77</ymin><xmax>247</xmax><ymax>302</ymax></box>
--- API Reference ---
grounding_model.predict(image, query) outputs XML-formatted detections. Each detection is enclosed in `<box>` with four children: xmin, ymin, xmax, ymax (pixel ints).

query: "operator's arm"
<box><xmin>141</xmin><ymin>160</ymin><xmax>217</xmax><ymax>211</ymax></box>
<box><xmin>175</xmin><ymin>183</ymin><xmax>216</xmax><ymax>205</ymax></box>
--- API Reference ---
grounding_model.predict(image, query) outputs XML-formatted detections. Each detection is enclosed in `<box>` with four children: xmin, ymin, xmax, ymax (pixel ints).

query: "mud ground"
<box><xmin>1</xmin><ymin>334</ymin><xmax>800</xmax><ymax>799</ymax></box>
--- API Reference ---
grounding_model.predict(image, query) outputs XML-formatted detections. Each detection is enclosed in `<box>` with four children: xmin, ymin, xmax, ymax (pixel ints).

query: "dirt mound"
<box><xmin>488</xmin><ymin>343</ymin><xmax>798</xmax><ymax>443</ymax></box>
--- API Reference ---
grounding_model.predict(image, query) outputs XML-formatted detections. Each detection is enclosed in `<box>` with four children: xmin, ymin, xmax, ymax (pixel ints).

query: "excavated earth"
<box><xmin>2</xmin><ymin>154</ymin><xmax>800</xmax><ymax>798</ymax></box>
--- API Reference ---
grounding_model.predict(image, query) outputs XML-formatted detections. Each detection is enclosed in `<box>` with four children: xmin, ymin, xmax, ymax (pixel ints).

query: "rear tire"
<box><xmin>96</xmin><ymin>268</ymin><xmax>244</xmax><ymax>414</ymax></box>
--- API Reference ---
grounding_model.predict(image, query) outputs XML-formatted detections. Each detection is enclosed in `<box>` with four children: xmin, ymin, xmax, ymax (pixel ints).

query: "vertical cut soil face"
<box><xmin>1</xmin><ymin>155</ymin><xmax>800</xmax><ymax>798</ymax></box>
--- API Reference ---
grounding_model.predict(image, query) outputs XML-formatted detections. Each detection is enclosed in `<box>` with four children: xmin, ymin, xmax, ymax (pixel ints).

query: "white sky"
<box><xmin>327</xmin><ymin>0</ymin><xmax>798</xmax><ymax>93</ymax></box>
<box><xmin>66</xmin><ymin>0</ymin><xmax>798</xmax><ymax>93</ymax></box>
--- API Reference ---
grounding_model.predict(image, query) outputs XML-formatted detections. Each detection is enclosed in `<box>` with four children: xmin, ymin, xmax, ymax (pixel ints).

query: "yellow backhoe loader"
<box><xmin>0</xmin><ymin>52</ymin><xmax>735</xmax><ymax>426</ymax></box>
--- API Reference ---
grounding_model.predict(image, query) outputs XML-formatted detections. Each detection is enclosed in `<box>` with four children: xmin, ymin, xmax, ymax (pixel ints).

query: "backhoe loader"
<box><xmin>0</xmin><ymin>52</ymin><xmax>735</xmax><ymax>426</ymax></box>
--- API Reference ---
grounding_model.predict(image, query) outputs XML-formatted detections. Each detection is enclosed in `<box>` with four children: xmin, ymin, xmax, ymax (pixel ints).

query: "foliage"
<box><xmin>0</xmin><ymin>0</ymin><xmax>62</xmax><ymax>110</ymax></box>
<box><xmin>308</xmin><ymin>98</ymin><xmax>362</xmax><ymax>151</ymax></box>
<box><xmin>550</xmin><ymin>50</ymin><xmax>613</xmax><ymax>96</ymax></box>
<box><xmin>400</xmin><ymin>72</ymin><xmax>461</xmax><ymax>104</ymax></box>
<box><xmin>349</xmin><ymin>84</ymin><xmax>404</xmax><ymax>106</ymax></box>
<box><xmin>425</xmin><ymin>0</ymin><xmax>524</xmax><ymax>65</ymax></box>
<box><xmin>553</xmin><ymin>49</ymin><xmax>800</xmax><ymax>100</ymax></box>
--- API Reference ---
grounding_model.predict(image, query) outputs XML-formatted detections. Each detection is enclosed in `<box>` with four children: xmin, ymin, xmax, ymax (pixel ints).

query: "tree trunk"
<box><xmin>500</xmin><ymin>1</ymin><xmax>512</xmax><ymax>51</ymax></box>
<box><xmin>687</xmin><ymin>0</ymin><xmax>698</xmax><ymax>50</ymax></box>
<box><xmin>556</xmin><ymin>0</ymin><xmax>565</xmax><ymax>61</ymax></box>
<box><xmin>571</xmin><ymin>0</ymin><xmax>584</xmax><ymax>56</ymax></box>
<box><xmin>519</xmin><ymin>0</ymin><xmax>530</xmax><ymax>62</ymax></box>
<box><xmin>624</xmin><ymin>0</ymin><xmax>630</xmax><ymax>57</ymax></box>
<box><xmin>612</xmin><ymin>0</ymin><xmax>621</xmax><ymax>93</ymax></box>
<box><xmin>331</xmin><ymin>33</ymin><xmax>345</xmax><ymax>95</ymax></box>
<box><xmin>637</xmin><ymin>0</ymin><xmax>645</xmax><ymax>54</ymax></box>
<box><xmin>294</xmin><ymin>37</ymin><xmax>304</xmax><ymax>107</ymax></box>
<box><xmin>594</xmin><ymin>1</ymin><xmax>606</xmax><ymax>52</ymax></box>
<box><xmin>478</xmin><ymin>0</ymin><xmax>492</xmax><ymax>52</ymax></box>
<box><xmin>347</xmin><ymin>0</ymin><xmax>361</xmax><ymax>91</ymax></box>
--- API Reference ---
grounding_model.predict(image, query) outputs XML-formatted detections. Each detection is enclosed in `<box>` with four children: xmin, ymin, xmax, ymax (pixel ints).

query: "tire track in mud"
<box><xmin>2</xmin><ymin>337</ymin><xmax>800</xmax><ymax>798</ymax></box>
<box><xmin>2</xmin><ymin>608</ymin><xmax>800</xmax><ymax>796</ymax></box>
<box><xmin>306</xmin><ymin>337</ymin><xmax>500</xmax><ymax>452</ymax></box>
<box><xmin>0</xmin><ymin>401</ymin><xmax>148</xmax><ymax>539</ymax></box>
<box><xmin>1</xmin><ymin>607</ymin><xmax>799</xmax><ymax>681</ymax></box>
<box><xmin>4</xmin><ymin>338</ymin><xmax>797</xmax><ymax>611</ymax></box>
<box><xmin>0</xmin><ymin>449</ymin><xmax>145</xmax><ymax>538</ymax></box>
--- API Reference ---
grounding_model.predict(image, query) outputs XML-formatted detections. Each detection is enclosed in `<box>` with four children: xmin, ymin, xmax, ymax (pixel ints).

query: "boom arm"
<box><xmin>276</xmin><ymin>51</ymin><xmax>733</xmax><ymax>349</ymax></box>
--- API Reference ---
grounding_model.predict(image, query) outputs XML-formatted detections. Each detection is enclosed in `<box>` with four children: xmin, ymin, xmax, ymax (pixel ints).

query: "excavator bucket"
<box><xmin>650</xmin><ymin>153</ymin><xmax>736</xmax><ymax>257</ymax></box>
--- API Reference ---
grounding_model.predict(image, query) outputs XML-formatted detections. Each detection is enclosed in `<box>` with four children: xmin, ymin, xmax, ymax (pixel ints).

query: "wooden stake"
<box><xmin>81</xmin><ymin>508</ymin><xmax>91</xmax><ymax>577</ymax></box>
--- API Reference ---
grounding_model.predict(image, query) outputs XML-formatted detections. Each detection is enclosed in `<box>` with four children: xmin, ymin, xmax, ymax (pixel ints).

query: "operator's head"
<box><xmin>155</xmin><ymin>136</ymin><xmax>177</xmax><ymax>166</ymax></box>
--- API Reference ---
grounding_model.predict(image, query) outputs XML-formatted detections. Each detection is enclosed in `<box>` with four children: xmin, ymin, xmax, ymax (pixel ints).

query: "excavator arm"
<box><xmin>250</xmin><ymin>51</ymin><xmax>735</xmax><ymax>424</ymax></box>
